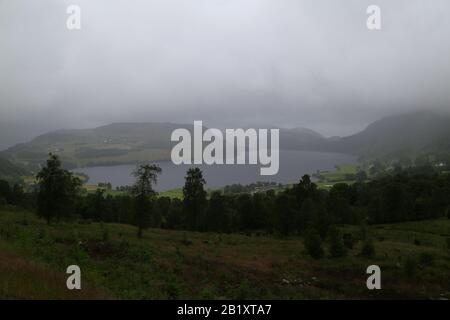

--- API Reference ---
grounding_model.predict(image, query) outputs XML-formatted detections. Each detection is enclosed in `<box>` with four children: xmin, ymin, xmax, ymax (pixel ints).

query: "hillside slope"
<box><xmin>1</xmin><ymin>207</ymin><xmax>449</xmax><ymax>299</ymax></box>
<box><xmin>2</xmin><ymin>111</ymin><xmax>450</xmax><ymax>171</ymax></box>
<box><xmin>3</xmin><ymin>122</ymin><xmax>193</xmax><ymax>171</ymax></box>
<box><xmin>2</xmin><ymin>123</ymin><xmax>326</xmax><ymax>171</ymax></box>
<box><xmin>324</xmin><ymin>111</ymin><xmax>450</xmax><ymax>159</ymax></box>
<box><xmin>0</xmin><ymin>157</ymin><xmax>29</xmax><ymax>181</ymax></box>
<box><xmin>0</xmin><ymin>247</ymin><xmax>109</xmax><ymax>299</ymax></box>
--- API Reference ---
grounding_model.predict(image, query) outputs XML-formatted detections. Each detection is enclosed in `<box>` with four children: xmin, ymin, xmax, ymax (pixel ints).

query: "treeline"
<box><xmin>0</xmin><ymin>180</ymin><xmax>24</xmax><ymax>206</ymax></box>
<box><xmin>223</xmin><ymin>181</ymin><xmax>282</xmax><ymax>194</ymax></box>
<box><xmin>1</xmin><ymin>155</ymin><xmax>450</xmax><ymax>239</ymax></box>
<box><xmin>77</xmin><ymin>167</ymin><xmax>450</xmax><ymax>236</ymax></box>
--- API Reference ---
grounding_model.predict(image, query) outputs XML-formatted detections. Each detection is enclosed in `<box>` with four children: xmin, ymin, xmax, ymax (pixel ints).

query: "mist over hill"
<box><xmin>2</xmin><ymin>110</ymin><xmax>450</xmax><ymax>172</ymax></box>
<box><xmin>325</xmin><ymin>111</ymin><xmax>450</xmax><ymax>160</ymax></box>
<box><xmin>0</xmin><ymin>122</ymin><xmax>49</xmax><ymax>151</ymax></box>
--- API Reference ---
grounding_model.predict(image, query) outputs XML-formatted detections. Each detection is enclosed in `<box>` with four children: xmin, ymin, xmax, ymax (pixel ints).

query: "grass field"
<box><xmin>316</xmin><ymin>164</ymin><xmax>359</xmax><ymax>189</ymax></box>
<box><xmin>0</xmin><ymin>206</ymin><xmax>449</xmax><ymax>299</ymax></box>
<box><xmin>159</xmin><ymin>188</ymin><xmax>183</xmax><ymax>199</ymax></box>
<box><xmin>81</xmin><ymin>186</ymin><xmax>184</xmax><ymax>199</ymax></box>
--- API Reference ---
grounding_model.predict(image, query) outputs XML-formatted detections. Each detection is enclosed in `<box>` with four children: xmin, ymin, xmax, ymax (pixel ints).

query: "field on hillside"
<box><xmin>80</xmin><ymin>186</ymin><xmax>184</xmax><ymax>199</ymax></box>
<box><xmin>0</xmin><ymin>206</ymin><xmax>449</xmax><ymax>299</ymax></box>
<box><xmin>315</xmin><ymin>164</ymin><xmax>359</xmax><ymax>189</ymax></box>
<box><xmin>8</xmin><ymin>140</ymin><xmax>170</xmax><ymax>171</ymax></box>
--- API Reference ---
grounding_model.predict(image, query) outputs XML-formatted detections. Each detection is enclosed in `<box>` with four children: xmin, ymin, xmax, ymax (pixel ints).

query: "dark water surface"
<box><xmin>73</xmin><ymin>150</ymin><xmax>357</xmax><ymax>191</ymax></box>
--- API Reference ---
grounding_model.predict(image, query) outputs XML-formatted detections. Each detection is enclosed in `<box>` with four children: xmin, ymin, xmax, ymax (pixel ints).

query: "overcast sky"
<box><xmin>1</xmin><ymin>0</ymin><xmax>450</xmax><ymax>137</ymax></box>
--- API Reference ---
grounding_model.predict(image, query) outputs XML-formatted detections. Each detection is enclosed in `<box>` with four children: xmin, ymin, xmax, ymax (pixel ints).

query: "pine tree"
<box><xmin>36</xmin><ymin>153</ymin><xmax>81</xmax><ymax>224</ymax></box>
<box><xmin>131</xmin><ymin>164</ymin><xmax>161</xmax><ymax>238</ymax></box>
<box><xmin>183</xmin><ymin>168</ymin><xmax>207</xmax><ymax>231</ymax></box>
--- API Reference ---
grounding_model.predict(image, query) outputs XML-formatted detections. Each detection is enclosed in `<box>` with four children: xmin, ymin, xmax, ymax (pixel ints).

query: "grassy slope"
<box><xmin>0</xmin><ymin>248</ymin><xmax>109</xmax><ymax>299</ymax></box>
<box><xmin>0</xmin><ymin>207</ymin><xmax>449</xmax><ymax>299</ymax></box>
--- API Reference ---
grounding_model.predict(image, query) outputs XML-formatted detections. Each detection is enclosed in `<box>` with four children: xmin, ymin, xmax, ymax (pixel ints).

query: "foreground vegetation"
<box><xmin>1</xmin><ymin>154</ymin><xmax>450</xmax><ymax>299</ymax></box>
<box><xmin>0</xmin><ymin>207</ymin><xmax>449</xmax><ymax>299</ymax></box>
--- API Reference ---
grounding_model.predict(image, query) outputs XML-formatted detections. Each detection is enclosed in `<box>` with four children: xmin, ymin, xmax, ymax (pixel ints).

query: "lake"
<box><xmin>73</xmin><ymin>150</ymin><xmax>357</xmax><ymax>191</ymax></box>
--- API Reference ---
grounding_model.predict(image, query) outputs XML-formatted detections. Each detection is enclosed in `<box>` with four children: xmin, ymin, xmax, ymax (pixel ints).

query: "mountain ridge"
<box><xmin>2</xmin><ymin>110</ymin><xmax>450</xmax><ymax>171</ymax></box>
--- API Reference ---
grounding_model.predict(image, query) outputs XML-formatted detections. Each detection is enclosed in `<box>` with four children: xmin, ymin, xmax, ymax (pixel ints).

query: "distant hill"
<box><xmin>0</xmin><ymin>122</ymin><xmax>46</xmax><ymax>151</ymax></box>
<box><xmin>2</xmin><ymin>111</ymin><xmax>450</xmax><ymax>171</ymax></box>
<box><xmin>325</xmin><ymin>111</ymin><xmax>450</xmax><ymax>159</ymax></box>
<box><xmin>2</xmin><ymin>122</ymin><xmax>326</xmax><ymax>171</ymax></box>
<box><xmin>279</xmin><ymin>127</ymin><xmax>326</xmax><ymax>150</ymax></box>
<box><xmin>2</xmin><ymin>122</ymin><xmax>195</xmax><ymax>171</ymax></box>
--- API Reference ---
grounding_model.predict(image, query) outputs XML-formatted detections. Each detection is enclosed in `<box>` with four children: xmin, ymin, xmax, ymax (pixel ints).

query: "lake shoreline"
<box><xmin>73</xmin><ymin>150</ymin><xmax>357</xmax><ymax>192</ymax></box>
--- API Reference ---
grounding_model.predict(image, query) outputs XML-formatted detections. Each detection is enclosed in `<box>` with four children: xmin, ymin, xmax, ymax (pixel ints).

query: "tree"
<box><xmin>294</xmin><ymin>175</ymin><xmax>318</xmax><ymax>207</ymax></box>
<box><xmin>0</xmin><ymin>180</ymin><xmax>10</xmax><ymax>204</ymax></box>
<box><xmin>82</xmin><ymin>189</ymin><xmax>107</xmax><ymax>221</ymax></box>
<box><xmin>9</xmin><ymin>184</ymin><xmax>24</xmax><ymax>205</ymax></box>
<box><xmin>328</xmin><ymin>226</ymin><xmax>347</xmax><ymax>258</ymax></box>
<box><xmin>130</xmin><ymin>164</ymin><xmax>162</xmax><ymax>238</ymax></box>
<box><xmin>355</xmin><ymin>170</ymin><xmax>368</xmax><ymax>183</ymax></box>
<box><xmin>237</xmin><ymin>193</ymin><xmax>257</xmax><ymax>231</ymax></box>
<box><xmin>36</xmin><ymin>154</ymin><xmax>81</xmax><ymax>224</ymax></box>
<box><xmin>205</xmin><ymin>191</ymin><xmax>230</xmax><ymax>232</ymax></box>
<box><xmin>304</xmin><ymin>229</ymin><xmax>324</xmax><ymax>259</ymax></box>
<box><xmin>275</xmin><ymin>193</ymin><xmax>297</xmax><ymax>236</ymax></box>
<box><xmin>183</xmin><ymin>168</ymin><xmax>207</xmax><ymax>231</ymax></box>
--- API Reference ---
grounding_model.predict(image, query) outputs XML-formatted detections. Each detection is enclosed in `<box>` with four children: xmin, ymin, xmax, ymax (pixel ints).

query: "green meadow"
<box><xmin>1</xmin><ymin>206</ymin><xmax>449</xmax><ymax>299</ymax></box>
<box><xmin>316</xmin><ymin>164</ymin><xmax>359</xmax><ymax>189</ymax></box>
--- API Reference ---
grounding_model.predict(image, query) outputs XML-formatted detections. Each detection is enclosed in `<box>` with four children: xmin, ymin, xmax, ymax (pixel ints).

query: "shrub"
<box><xmin>37</xmin><ymin>229</ymin><xmax>46</xmax><ymax>240</ymax></box>
<box><xmin>304</xmin><ymin>229</ymin><xmax>324</xmax><ymax>259</ymax></box>
<box><xmin>418</xmin><ymin>252</ymin><xmax>434</xmax><ymax>267</ymax></box>
<box><xmin>165</xmin><ymin>276</ymin><xmax>182</xmax><ymax>300</ymax></box>
<box><xmin>102</xmin><ymin>228</ymin><xmax>110</xmax><ymax>242</ymax></box>
<box><xmin>343</xmin><ymin>233</ymin><xmax>355</xmax><ymax>249</ymax></box>
<box><xmin>360</xmin><ymin>240</ymin><xmax>376</xmax><ymax>258</ymax></box>
<box><xmin>404</xmin><ymin>257</ymin><xmax>418</xmax><ymax>279</ymax></box>
<box><xmin>181</xmin><ymin>232</ymin><xmax>193</xmax><ymax>246</ymax></box>
<box><xmin>328</xmin><ymin>226</ymin><xmax>347</xmax><ymax>258</ymax></box>
<box><xmin>359</xmin><ymin>223</ymin><xmax>368</xmax><ymax>241</ymax></box>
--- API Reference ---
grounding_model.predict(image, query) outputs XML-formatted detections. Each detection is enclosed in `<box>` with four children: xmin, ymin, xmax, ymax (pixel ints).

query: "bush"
<box><xmin>418</xmin><ymin>252</ymin><xmax>434</xmax><ymax>267</ymax></box>
<box><xmin>359</xmin><ymin>223</ymin><xmax>368</xmax><ymax>241</ymax></box>
<box><xmin>404</xmin><ymin>257</ymin><xmax>418</xmax><ymax>279</ymax></box>
<box><xmin>343</xmin><ymin>233</ymin><xmax>355</xmax><ymax>249</ymax></box>
<box><xmin>328</xmin><ymin>226</ymin><xmax>347</xmax><ymax>258</ymax></box>
<box><xmin>360</xmin><ymin>240</ymin><xmax>376</xmax><ymax>258</ymax></box>
<box><xmin>165</xmin><ymin>276</ymin><xmax>182</xmax><ymax>300</ymax></box>
<box><xmin>304</xmin><ymin>230</ymin><xmax>324</xmax><ymax>259</ymax></box>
